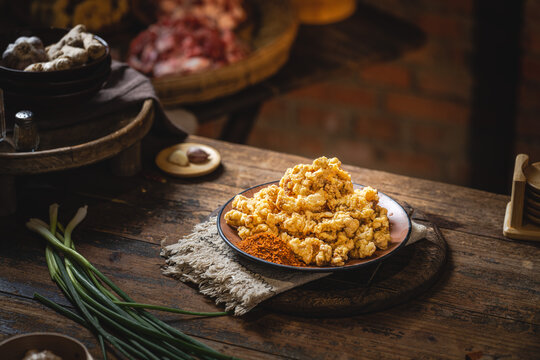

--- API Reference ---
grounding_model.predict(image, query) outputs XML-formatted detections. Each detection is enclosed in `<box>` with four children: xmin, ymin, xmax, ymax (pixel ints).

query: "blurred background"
<box><xmin>1</xmin><ymin>0</ymin><xmax>539</xmax><ymax>194</ymax></box>
<box><xmin>198</xmin><ymin>0</ymin><xmax>540</xmax><ymax>195</ymax></box>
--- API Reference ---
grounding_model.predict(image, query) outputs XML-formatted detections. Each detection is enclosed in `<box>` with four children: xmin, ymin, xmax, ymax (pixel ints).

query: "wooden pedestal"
<box><xmin>0</xmin><ymin>100</ymin><xmax>154</xmax><ymax>215</ymax></box>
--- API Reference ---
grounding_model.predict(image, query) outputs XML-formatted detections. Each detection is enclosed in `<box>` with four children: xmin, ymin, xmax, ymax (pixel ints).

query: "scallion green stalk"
<box><xmin>27</xmin><ymin>204</ymin><xmax>238</xmax><ymax>360</ymax></box>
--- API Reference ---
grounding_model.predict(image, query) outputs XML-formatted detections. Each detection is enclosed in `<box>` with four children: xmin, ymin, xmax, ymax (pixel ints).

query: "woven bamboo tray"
<box><xmin>152</xmin><ymin>0</ymin><xmax>298</xmax><ymax>105</ymax></box>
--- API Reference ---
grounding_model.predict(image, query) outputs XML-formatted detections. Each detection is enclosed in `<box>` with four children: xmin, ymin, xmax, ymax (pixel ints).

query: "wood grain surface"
<box><xmin>0</xmin><ymin>135</ymin><xmax>538</xmax><ymax>359</ymax></box>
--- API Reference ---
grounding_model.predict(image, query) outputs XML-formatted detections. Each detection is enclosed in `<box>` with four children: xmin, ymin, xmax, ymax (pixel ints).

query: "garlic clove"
<box><xmin>168</xmin><ymin>149</ymin><xmax>189</xmax><ymax>166</ymax></box>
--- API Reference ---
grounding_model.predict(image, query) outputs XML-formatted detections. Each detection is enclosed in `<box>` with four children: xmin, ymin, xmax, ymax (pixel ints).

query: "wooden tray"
<box><xmin>152</xmin><ymin>0</ymin><xmax>298</xmax><ymax>105</ymax></box>
<box><xmin>0</xmin><ymin>100</ymin><xmax>153</xmax><ymax>175</ymax></box>
<box><xmin>0</xmin><ymin>100</ymin><xmax>154</xmax><ymax>215</ymax></box>
<box><xmin>262</xmin><ymin>207</ymin><xmax>447</xmax><ymax>316</ymax></box>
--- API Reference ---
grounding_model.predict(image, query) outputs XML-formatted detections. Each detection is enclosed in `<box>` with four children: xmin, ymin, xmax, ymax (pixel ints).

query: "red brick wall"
<box><xmin>198</xmin><ymin>0</ymin><xmax>540</xmax><ymax>187</ymax></box>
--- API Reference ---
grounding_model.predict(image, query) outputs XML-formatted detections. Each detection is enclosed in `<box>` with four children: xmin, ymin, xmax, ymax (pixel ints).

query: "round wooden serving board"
<box><xmin>262</xmin><ymin>207</ymin><xmax>447</xmax><ymax>316</ymax></box>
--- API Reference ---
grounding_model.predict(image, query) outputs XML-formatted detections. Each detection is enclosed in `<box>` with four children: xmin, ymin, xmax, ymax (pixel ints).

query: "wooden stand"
<box><xmin>0</xmin><ymin>100</ymin><xmax>154</xmax><ymax>215</ymax></box>
<box><xmin>503</xmin><ymin>154</ymin><xmax>540</xmax><ymax>240</ymax></box>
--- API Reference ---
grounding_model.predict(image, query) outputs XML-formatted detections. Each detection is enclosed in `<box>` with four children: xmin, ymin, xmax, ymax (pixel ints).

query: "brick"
<box><xmin>329</xmin><ymin>140</ymin><xmax>378</xmax><ymax>167</ymax></box>
<box><xmin>360</xmin><ymin>63</ymin><xmax>411</xmax><ymax>88</ymax></box>
<box><xmin>354</xmin><ymin>116</ymin><xmax>400</xmax><ymax>143</ymax></box>
<box><xmin>259</xmin><ymin>99</ymin><xmax>291</xmax><ymax>119</ymax></box>
<box><xmin>417</xmin><ymin>14</ymin><xmax>469</xmax><ymax>39</ymax></box>
<box><xmin>401</xmin><ymin>43</ymin><xmax>437</xmax><ymax>66</ymax></box>
<box><xmin>288</xmin><ymin>85</ymin><xmax>326</xmax><ymax>99</ymax></box>
<box><xmin>401</xmin><ymin>40</ymin><xmax>465</xmax><ymax>67</ymax></box>
<box><xmin>195</xmin><ymin>116</ymin><xmax>226</xmax><ymax>138</ymax></box>
<box><xmin>383</xmin><ymin>149</ymin><xmax>441</xmax><ymax>178</ymax></box>
<box><xmin>445</xmin><ymin>160</ymin><xmax>471</xmax><ymax>186</ymax></box>
<box><xmin>410</xmin><ymin>124</ymin><xmax>446</xmax><ymax>149</ymax></box>
<box><xmin>386</xmin><ymin>93</ymin><xmax>470</xmax><ymax>125</ymax></box>
<box><xmin>417</xmin><ymin>70</ymin><xmax>472</xmax><ymax>99</ymax></box>
<box><xmin>326</xmin><ymin>86</ymin><xmax>377</xmax><ymax>108</ymax></box>
<box><xmin>247</xmin><ymin>127</ymin><xmax>299</xmax><ymax>153</ymax></box>
<box><xmin>297</xmin><ymin>106</ymin><xmax>351</xmax><ymax>135</ymax></box>
<box><xmin>289</xmin><ymin>83</ymin><xmax>377</xmax><ymax>110</ymax></box>
<box><xmin>295</xmin><ymin>136</ymin><xmax>325</xmax><ymax>157</ymax></box>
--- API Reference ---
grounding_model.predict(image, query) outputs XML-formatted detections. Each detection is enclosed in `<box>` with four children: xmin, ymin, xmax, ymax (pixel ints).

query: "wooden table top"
<box><xmin>0</xmin><ymin>135</ymin><xmax>538</xmax><ymax>359</ymax></box>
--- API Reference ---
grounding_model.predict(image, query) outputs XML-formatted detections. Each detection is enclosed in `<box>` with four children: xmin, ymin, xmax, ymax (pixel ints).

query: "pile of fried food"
<box><xmin>1</xmin><ymin>24</ymin><xmax>106</xmax><ymax>72</ymax></box>
<box><xmin>225</xmin><ymin>157</ymin><xmax>392</xmax><ymax>266</ymax></box>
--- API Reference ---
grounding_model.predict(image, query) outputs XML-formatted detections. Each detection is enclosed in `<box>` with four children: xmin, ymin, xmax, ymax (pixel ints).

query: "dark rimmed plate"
<box><xmin>217</xmin><ymin>181</ymin><xmax>412</xmax><ymax>272</ymax></box>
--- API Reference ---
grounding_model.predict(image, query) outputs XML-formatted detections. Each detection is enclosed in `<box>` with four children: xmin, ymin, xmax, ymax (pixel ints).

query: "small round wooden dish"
<box><xmin>155</xmin><ymin>143</ymin><xmax>221</xmax><ymax>178</ymax></box>
<box><xmin>217</xmin><ymin>181</ymin><xmax>412</xmax><ymax>272</ymax></box>
<box><xmin>152</xmin><ymin>0</ymin><xmax>298</xmax><ymax>105</ymax></box>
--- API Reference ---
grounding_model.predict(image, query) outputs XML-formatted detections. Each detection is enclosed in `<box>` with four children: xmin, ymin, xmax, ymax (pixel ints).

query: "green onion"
<box><xmin>27</xmin><ymin>204</ymin><xmax>238</xmax><ymax>360</ymax></box>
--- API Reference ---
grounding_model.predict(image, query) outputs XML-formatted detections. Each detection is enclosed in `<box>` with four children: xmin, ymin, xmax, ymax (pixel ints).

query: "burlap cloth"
<box><xmin>161</xmin><ymin>217</ymin><xmax>426</xmax><ymax>316</ymax></box>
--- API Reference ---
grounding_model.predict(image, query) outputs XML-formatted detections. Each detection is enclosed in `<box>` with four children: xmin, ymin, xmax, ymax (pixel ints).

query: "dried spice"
<box><xmin>237</xmin><ymin>233</ymin><xmax>305</xmax><ymax>266</ymax></box>
<box><xmin>187</xmin><ymin>146</ymin><xmax>209</xmax><ymax>163</ymax></box>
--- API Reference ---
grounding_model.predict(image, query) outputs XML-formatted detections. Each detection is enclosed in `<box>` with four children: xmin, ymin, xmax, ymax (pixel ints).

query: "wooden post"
<box><xmin>509</xmin><ymin>154</ymin><xmax>528</xmax><ymax>228</ymax></box>
<box><xmin>110</xmin><ymin>142</ymin><xmax>141</xmax><ymax>176</ymax></box>
<box><xmin>0</xmin><ymin>174</ymin><xmax>16</xmax><ymax>216</ymax></box>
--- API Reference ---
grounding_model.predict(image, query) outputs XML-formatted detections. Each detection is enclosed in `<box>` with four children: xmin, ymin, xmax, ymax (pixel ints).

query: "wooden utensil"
<box><xmin>503</xmin><ymin>154</ymin><xmax>540</xmax><ymax>240</ymax></box>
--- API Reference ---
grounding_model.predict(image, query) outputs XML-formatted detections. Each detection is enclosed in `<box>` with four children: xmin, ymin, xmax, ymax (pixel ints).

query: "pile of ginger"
<box><xmin>2</xmin><ymin>24</ymin><xmax>106</xmax><ymax>72</ymax></box>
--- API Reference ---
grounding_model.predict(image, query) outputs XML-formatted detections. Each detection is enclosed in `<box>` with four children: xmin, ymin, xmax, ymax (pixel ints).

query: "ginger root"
<box><xmin>45</xmin><ymin>24</ymin><xmax>106</xmax><ymax>66</ymax></box>
<box><xmin>56</xmin><ymin>45</ymin><xmax>89</xmax><ymax>66</ymax></box>
<box><xmin>2</xmin><ymin>36</ymin><xmax>48</xmax><ymax>70</ymax></box>
<box><xmin>24</xmin><ymin>57</ymin><xmax>73</xmax><ymax>72</ymax></box>
<box><xmin>4</xmin><ymin>24</ymin><xmax>106</xmax><ymax>72</ymax></box>
<box><xmin>46</xmin><ymin>24</ymin><xmax>87</xmax><ymax>60</ymax></box>
<box><xmin>81</xmin><ymin>32</ymin><xmax>106</xmax><ymax>60</ymax></box>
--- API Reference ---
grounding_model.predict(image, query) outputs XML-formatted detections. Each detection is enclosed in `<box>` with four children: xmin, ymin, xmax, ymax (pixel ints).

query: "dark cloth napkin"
<box><xmin>7</xmin><ymin>61</ymin><xmax>187</xmax><ymax>138</ymax></box>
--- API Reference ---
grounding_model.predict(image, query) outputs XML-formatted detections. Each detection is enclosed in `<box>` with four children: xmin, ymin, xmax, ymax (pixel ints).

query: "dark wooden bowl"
<box><xmin>0</xmin><ymin>28</ymin><xmax>111</xmax><ymax>118</ymax></box>
<box><xmin>0</xmin><ymin>28</ymin><xmax>110</xmax><ymax>80</ymax></box>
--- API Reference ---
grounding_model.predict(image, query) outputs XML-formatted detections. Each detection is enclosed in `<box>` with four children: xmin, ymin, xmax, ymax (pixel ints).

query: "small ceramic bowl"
<box><xmin>0</xmin><ymin>332</ymin><xmax>93</xmax><ymax>360</ymax></box>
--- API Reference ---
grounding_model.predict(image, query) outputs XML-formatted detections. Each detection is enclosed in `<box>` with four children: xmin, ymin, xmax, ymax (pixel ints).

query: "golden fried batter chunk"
<box><xmin>225</xmin><ymin>157</ymin><xmax>391</xmax><ymax>266</ymax></box>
